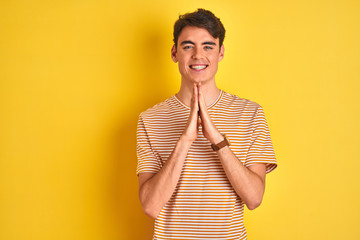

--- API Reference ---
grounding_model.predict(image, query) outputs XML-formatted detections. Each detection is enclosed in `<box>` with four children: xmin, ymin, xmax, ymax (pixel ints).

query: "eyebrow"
<box><xmin>202</xmin><ymin>41</ymin><xmax>216</xmax><ymax>46</ymax></box>
<box><xmin>180</xmin><ymin>40</ymin><xmax>217</xmax><ymax>46</ymax></box>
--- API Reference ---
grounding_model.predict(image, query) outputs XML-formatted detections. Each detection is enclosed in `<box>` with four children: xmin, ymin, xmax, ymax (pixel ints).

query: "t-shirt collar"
<box><xmin>173</xmin><ymin>89</ymin><xmax>223</xmax><ymax>110</ymax></box>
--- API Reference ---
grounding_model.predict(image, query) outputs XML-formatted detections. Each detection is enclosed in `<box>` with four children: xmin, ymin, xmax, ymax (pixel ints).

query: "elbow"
<box><xmin>139</xmin><ymin>192</ymin><xmax>160</xmax><ymax>219</ymax></box>
<box><xmin>142</xmin><ymin>205</ymin><xmax>160</xmax><ymax>219</ymax></box>
<box><xmin>139</xmin><ymin>184</ymin><xmax>161</xmax><ymax>219</ymax></box>
<box><xmin>246</xmin><ymin>201</ymin><xmax>261</xmax><ymax>210</ymax></box>
<box><xmin>245</xmin><ymin>196</ymin><xmax>263</xmax><ymax>210</ymax></box>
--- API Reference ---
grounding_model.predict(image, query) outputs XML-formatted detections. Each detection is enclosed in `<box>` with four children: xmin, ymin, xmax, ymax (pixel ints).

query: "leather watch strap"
<box><xmin>211</xmin><ymin>134</ymin><xmax>230</xmax><ymax>151</ymax></box>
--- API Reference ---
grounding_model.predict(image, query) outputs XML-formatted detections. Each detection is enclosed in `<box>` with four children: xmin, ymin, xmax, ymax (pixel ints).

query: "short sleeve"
<box><xmin>136</xmin><ymin>114</ymin><xmax>162</xmax><ymax>176</ymax></box>
<box><xmin>245</xmin><ymin>105</ymin><xmax>277</xmax><ymax>174</ymax></box>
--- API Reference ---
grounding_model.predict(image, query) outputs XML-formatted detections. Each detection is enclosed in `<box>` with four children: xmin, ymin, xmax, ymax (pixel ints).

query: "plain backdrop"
<box><xmin>0</xmin><ymin>0</ymin><xmax>359</xmax><ymax>239</ymax></box>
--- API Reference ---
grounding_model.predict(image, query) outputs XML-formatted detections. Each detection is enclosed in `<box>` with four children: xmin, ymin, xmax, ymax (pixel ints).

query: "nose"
<box><xmin>192</xmin><ymin>47</ymin><xmax>203</xmax><ymax>59</ymax></box>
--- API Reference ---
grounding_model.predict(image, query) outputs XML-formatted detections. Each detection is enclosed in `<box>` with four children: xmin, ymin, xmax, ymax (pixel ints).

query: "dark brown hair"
<box><xmin>173</xmin><ymin>8</ymin><xmax>226</xmax><ymax>48</ymax></box>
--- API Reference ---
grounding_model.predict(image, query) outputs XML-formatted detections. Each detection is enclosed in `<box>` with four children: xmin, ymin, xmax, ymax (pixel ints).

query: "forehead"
<box><xmin>177</xmin><ymin>26</ymin><xmax>219</xmax><ymax>44</ymax></box>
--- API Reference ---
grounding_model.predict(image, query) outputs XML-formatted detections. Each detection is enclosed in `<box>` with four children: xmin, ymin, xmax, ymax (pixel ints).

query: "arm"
<box><xmin>197</xmin><ymin>85</ymin><xmax>267</xmax><ymax>210</ymax></box>
<box><xmin>138</xmin><ymin>85</ymin><xmax>200</xmax><ymax>219</ymax></box>
<box><xmin>215</xmin><ymin>143</ymin><xmax>267</xmax><ymax>210</ymax></box>
<box><xmin>138</xmin><ymin>137</ymin><xmax>192</xmax><ymax>219</ymax></box>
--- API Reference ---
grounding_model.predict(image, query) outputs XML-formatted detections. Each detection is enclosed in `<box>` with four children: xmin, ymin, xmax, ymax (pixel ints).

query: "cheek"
<box><xmin>208</xmin><ymin>56</ymin><xmax>219</xmax><ymax>65</ymax></box>
<box><xmin>178</xmin><ymin>58</ymin><xmax>189</xmax><ymax>68</ymax></box>
<box><xmin>178</xmin><ymin>60</ymin><xmax>186</xmax><ymax>68</ymax></box>
<box><xmin>177</xmin><ymin>60</ymin><xmax>188</xmax><ymax>73</ymax></box>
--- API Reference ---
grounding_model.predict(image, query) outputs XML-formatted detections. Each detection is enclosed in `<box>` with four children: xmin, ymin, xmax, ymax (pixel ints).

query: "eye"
<box><xmin>204</xmin><ymin>46</ymin><xmax>213</xmax><ymax>50</ymax></box>
<box><xmin>183</xmin><ymin>45</ymin><xmax>192</xmax><ymax>50</ymax></box>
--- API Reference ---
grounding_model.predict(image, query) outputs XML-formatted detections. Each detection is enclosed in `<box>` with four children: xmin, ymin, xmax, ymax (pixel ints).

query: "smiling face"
<box><xmin>171</xmin><ymin>26</ymin><xmax>224</xmax><ymax>85</ymax></box>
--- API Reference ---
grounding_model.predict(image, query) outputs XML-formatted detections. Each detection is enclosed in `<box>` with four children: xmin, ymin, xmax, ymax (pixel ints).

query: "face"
<box><xmin>171</xmin><ymin>26</ymin><xmax>225</xmax><ymax>85</ymax></box>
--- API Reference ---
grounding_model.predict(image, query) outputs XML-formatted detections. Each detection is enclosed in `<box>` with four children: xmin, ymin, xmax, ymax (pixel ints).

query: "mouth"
<box><xmin>189</xmin><ymin>64</ymin><xmax>208</xmax><ymax>70</ymax></box>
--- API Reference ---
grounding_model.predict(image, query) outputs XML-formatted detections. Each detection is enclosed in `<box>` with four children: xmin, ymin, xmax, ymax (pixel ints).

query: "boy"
<box><xmin>136</xmin><ymin>8</ymin><xmax>277</xmax><ymax>239</ymax></box>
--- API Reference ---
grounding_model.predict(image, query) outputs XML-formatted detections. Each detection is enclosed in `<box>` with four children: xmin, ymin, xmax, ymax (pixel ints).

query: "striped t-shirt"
<box><xmin>136</xmin><ymin>90</ymin><xmax>277</xmax><ymax>240</ymax></box>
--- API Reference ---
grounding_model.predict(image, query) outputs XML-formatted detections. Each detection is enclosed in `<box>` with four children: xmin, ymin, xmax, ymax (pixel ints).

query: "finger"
<box><xmin>198</xmin><ymin>85</ymin><xmax>208</xmax><ymax>117</ymax></box>
<box><xmin>195</xmin><ymin>84</ymin><xmax>200</xmax><ymax>112</ymax></box>
<box><xmin>198</xmin><ymin>89</ymin><xmax>215</xmax><ymax>130</ymax></box>
<box><xmin>197</xmin><ymin>83</ymin><xmax>201</xmax><ymax>106</ymax></box>
<box><xmin>194</xmin><ymin>83</ymin><xmax>198</xmax><ymax>101</ymax></box>
<box><xmin>190</xmin><ymin>84</ymin><xmax>199</xmax><ymax>121</ymax></box>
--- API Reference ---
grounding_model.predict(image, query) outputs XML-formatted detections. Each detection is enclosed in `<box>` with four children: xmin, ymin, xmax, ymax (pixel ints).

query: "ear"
<box><xmin>218</xmin><ymin>45</ymin><xmax>225</xmax><ymax>62</ymax></box>
<box><xmin>171</xmin><ymin>44</ymin><xmax>178</xmax><ymax>63</ymax></box>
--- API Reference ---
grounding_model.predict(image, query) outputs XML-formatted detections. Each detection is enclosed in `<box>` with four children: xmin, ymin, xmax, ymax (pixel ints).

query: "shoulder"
<box><xmin>138</xmin><ymin>96</ymin><xmax>176</xmax><ymax>120</ymax></box>
<box><xmin>220</xmin><ymin>91</ymin><xmax>262</xmax><ymax>113</ymax></box>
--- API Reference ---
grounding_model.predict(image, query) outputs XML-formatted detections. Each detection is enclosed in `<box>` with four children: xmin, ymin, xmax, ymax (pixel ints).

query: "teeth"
<box><xmin>191</xmin><ymin>65</ymin><xmax>206</xmax><ymax>70</ymax></box>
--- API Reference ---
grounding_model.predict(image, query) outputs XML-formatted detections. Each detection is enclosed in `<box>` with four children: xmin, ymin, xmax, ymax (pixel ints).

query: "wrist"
<box><xmin>209</xmin><ymin>132</ymin><xmax>224</xmax><ymax>144</ymax></box>
<box><xmin>179</xmin><ymin>134</ymin><xmax>196</xmax><ymax>145</ymax></box>
<box><xmin>211</xmin><ymin>133</ymin><xmax>230</xmax><ymax>151</ymax></box>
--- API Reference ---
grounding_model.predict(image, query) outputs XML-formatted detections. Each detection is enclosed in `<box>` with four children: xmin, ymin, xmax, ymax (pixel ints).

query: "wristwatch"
<box><xmin>211</xmin><ymin>134</ymin><xmax>230</xmax><ymax>151</ymax></box>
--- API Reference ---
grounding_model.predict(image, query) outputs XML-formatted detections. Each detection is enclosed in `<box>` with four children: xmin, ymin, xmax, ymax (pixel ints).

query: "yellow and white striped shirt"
<box><xmin>136</xmin><ymin>90</ymin><xmax>277</xmax><ymax>239</ymax></box>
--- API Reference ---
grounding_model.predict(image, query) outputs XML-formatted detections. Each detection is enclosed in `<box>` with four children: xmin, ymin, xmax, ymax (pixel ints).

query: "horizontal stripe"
<box><xmin>136</xmin><ymin>90</ymin><xmax>277</xmax><ymax>239</ymax></box>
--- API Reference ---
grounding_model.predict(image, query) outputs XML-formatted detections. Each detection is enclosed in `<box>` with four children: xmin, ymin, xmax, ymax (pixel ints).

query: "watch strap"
<box><xmin>211</xmin><ymin>134</ymin><xmax>230</xmax><ymax>151</ymax></box>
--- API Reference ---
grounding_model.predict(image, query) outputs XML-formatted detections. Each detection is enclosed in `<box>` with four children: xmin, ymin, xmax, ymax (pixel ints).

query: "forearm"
<box><xmin>139</xmin><ymin>136</ymin><xmax>192</xmax><ymax>218</ymax></box>
<box><xmin>216</xmin><ymin>146</ymin><xmax>265</xmax><ymax>210</ymax></box>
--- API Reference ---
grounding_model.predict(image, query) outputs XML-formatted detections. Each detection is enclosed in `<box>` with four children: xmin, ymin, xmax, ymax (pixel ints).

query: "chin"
<box><xmin>182</xmin><ymin>75</ymin><xmax>211</xmax><ymax>85</ymax></box>
<box><xmin>190</xmin><ymin>78</ymin><xmax>207</xmax><ymax>84</ymax></box>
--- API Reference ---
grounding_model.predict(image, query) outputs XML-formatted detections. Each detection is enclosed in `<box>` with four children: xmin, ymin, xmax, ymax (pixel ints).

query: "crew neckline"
<box><xmin>173</xmin><ymin>89</ymin><xmax>223</xmax><ymax>110</ymax></box>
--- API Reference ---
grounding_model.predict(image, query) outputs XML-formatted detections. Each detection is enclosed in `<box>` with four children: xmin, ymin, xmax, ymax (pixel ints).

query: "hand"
<box><xmin>198</xmin><ymin>84</ymin><xmax>223</xmax><ymax>144</ymax></box>
<box><xmin>181</xmin><ymin>84</ymin><xmax>200</xmax><ymax>143</ymax></box>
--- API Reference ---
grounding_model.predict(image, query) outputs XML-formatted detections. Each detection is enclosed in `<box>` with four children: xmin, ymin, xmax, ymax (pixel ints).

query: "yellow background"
<box><xmin>1</xmin><ymin>0</ymin><xmax>359</xmax><ymax>239</ymax></box>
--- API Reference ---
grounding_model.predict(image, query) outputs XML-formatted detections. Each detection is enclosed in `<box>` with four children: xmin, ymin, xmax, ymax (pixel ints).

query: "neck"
<box><xmin>176</xmin><ymin>80</ymin><xmax>221</xmax><ymax>107</ymax></box>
